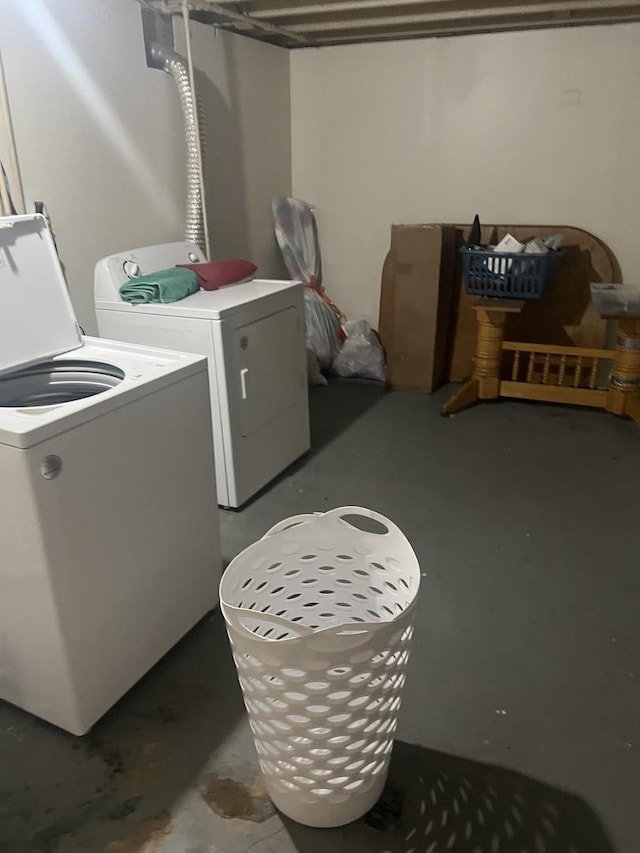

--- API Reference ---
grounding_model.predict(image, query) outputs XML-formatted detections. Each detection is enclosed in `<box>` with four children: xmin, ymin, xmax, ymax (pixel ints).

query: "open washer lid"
<box><xmin>0</xmin><ymin>214</ymin><xmax>82</xmax><ymax>378</ymax></box>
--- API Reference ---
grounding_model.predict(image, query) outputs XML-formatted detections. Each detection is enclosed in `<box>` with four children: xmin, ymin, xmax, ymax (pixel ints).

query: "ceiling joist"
<box><xmin>144</xmin><ymin>0</ymin><xmax>640</xmax><ymax>47</ymax></box>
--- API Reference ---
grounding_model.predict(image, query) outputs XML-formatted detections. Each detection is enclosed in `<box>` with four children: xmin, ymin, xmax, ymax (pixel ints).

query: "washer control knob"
<box><xmin>188</xmin><ymin>252</ymin><xmax>200</xmax><ymax>263</ymax></box>
<box><xmin>41</xmin><ymin>455</ymin><xmax>62</xmax><ymax>480</ymax></box>
<box><xmin>123</xmin><ymin>260</ymin><xmax>141</xmax><ymax>279</ymax></box>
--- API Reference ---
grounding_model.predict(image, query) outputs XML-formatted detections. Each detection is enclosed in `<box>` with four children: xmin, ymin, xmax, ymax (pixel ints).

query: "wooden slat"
<box><xmin>574</xmin><ymin>355</ymin><xmax>583</xmax><ymax>387</ymax></box>
<box><xmin>502</xmin><ymin>341</ymin><xmax>612</xmax><ymax>359</ymax></box>
<box><xmin>499</xmin><ymin>381</ymin><xmax>607</xmax><ymax>408</ymax></box>
<box><xmin>589</xmin><ymin>358</ymin><xmax>599</xmax><ymax>389</ymax></box>
<box><xmin>526</xmin><ymin>351</ymin><xmax>535</xmax><ymax>382</ymax></box>
<box><xmin>558</xmin><ymin>353</ymin><xmax>567</xmax><ymax>386</ymax></box>
<box><xmin>511</xmin><ymin>349</ymin><xmax>520</xmax><ymax>381</ymax></box>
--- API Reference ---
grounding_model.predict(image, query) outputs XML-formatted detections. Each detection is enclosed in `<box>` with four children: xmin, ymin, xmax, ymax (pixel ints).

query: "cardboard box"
<box><xmin>379</xmin><ymin>221</ymin><xmax>616</xmax><ymax>390</ymax></box>
<box><xmin>378</xmin><ymin>224</ymin><xmax>456</xmax><ymax>394</ymax></box>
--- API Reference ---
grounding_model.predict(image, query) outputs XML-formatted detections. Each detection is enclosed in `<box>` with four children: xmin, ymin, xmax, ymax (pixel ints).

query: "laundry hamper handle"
<box><xmin>321</xmin><ymin>506</ymin><xmax>407</xmax><ymax>545</ymax></box>
<box><xmin>264</xmin><ymin>507</ymin><xmax>403</xmax><ymax>543</ymax></box>
<box><xmin>263</xmin><ymin>513</ymin><xmax>321</xmax><ymax>538</ymax></box>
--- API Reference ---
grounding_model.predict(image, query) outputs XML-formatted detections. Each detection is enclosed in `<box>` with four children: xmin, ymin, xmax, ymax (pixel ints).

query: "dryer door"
<box><xmin>233</xmin><ymin>306</ymin><xmax>303</xmax><ymax>438</ymax></box>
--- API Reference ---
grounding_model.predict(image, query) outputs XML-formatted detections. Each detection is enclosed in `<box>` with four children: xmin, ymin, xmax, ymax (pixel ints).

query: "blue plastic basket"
<box><xmin>461</xmin><ymin>246</ymin><xmax>564</xmax><ymax>300</ymax></box>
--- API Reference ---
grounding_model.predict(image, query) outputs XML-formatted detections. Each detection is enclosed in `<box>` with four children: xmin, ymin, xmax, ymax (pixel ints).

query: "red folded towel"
<box><xmin>177</xmin><ymin>259</ymin><xmax>257</xmax><ymax>291</ymax></box>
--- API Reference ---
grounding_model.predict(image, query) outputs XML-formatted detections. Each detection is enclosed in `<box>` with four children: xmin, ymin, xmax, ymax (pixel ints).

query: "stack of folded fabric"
<box><xmin>119</xmin><ymin>268</ymin><xmax>199</xmax><ymax>304</ymax></box>
<box><xmin>120</xmin><ymin>260</ymin><xmax>258</xmax><ymax>305</ymax></box>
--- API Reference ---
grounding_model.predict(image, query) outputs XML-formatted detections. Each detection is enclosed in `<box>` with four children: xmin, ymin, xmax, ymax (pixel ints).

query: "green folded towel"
<box><xmin>119</xmin><ymin>268</ymin><xmax>199</xmax><ymax>304</ymax></box>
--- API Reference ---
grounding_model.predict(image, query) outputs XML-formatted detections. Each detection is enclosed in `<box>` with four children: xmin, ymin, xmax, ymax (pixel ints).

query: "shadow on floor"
<box><xmin>229</xmin><ymin>378</ymin><xmax>388</xmax><ymax>513</ymax></box>
<box><xmin>308</xmin><ymin>378</ymin><xmax>387</xmax><ymax>458</ymax></box>
<box><xmin>284</xmin><ymin>740</ymin><xmax>615</xmax><ymax>853</ymax></box>
<box><xmin>0</xmin><ymin>612</ymin><xmax>245</xmax><ymax>853</ymax></box>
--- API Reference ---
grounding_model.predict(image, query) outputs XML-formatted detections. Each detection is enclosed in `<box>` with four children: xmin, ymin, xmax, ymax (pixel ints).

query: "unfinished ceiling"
<box><xmin>146</xmin><ymin>0</ymin><xmax>640</xmax><ymax>47</ymax></box>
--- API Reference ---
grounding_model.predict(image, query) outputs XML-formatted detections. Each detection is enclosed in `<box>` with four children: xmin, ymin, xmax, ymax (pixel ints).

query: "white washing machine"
<box><xmin>94</xmin><ymin>242</ymin><xmax>310</xmax><ymax>508</ymax></box>
<box><xmin>0</xmin><ymin>215</ymin><xmax>220</xmax><ymax>735</ymax></box>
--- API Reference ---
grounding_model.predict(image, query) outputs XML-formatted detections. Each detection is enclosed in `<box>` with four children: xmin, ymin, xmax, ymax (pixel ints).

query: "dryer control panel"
<box><xmin>94</xmin><ymin>242</ymin><xmax>204</xmax><ymax>300</ymax></box>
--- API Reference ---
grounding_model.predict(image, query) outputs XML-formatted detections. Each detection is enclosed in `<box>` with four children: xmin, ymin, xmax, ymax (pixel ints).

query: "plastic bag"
<box><xmin>304</xmin><ymin>285</ymin><xmax>344</xmax><ymax>370</ymax></box>
<box><xmin>273</xmin><ymin>196</ymin><xmax>345</xmax><ymax>372</ymax></box>
<box><xmin>306</xmin><ymin>348</ymin><xmax>328</xmax><ymax>387</ymax></box>
<box><xmin>332</xmin><ymin>320</ymin><xmax>386</xmax><ymax>382</ymax></box>
<box><xmin>272</xmin><ymin>197</ymin><xmax>320</xmax><ymax>284</ymax></box>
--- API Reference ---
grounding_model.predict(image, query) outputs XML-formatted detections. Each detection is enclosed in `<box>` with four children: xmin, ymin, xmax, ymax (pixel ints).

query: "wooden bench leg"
<box><xmin>606</xmin><ymin>318</ymin><xmax>640</xmax><ymax>425</ymax></box>
<box><xmin>474</xmin><ymin>308</ymin><xmax>506</xmax><ymax>400</ymax></box>
<box><xmin>441</xmin><ymin>378</ymin><xmax>479</xmax><ymax>415</ymax></box>
<box><xmin>442</xmin><ymin>300</ymin><xmax>520</xmax><ymax>417</ymax></box>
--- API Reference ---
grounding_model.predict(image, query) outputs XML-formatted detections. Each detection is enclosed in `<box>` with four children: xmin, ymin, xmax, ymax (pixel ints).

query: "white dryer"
<box><xmin>94</xmin><ymin>243</ymin><xmax>310</xmax><ymax>508</ymax></box>
<box><xmin>0</xmin><ymin>215</ymin><xmax>220</xmax><ymax>735</ymax></box>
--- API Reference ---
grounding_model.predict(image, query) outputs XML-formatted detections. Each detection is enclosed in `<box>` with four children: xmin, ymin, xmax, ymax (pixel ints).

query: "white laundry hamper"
<box><xmin>220</xmin><ymin>506</ymin><xmax>421</xmax><ymax>828</ymax></box>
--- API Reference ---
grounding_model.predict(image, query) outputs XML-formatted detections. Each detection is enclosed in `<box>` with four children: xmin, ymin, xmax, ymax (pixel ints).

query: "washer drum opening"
<box><xmin>0</xmin><ymin>361</ymin><xmax>125</xmax><ymax>407</ymax></box>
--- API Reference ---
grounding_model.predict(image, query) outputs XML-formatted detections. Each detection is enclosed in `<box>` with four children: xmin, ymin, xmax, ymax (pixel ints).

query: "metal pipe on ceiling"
<box><xmin>156</xmin><ymin>0</ymin><xmax>309</xmax><ymax>41</ymax></box>
<box><xmin>143</xmin><ymin>0</ymin><xmax>640</xmax><ymax>45</ymax></box>
<box><xmin>316</xmin><ymin>8</ymin><xmax>640</xmax><ymax>42</ymax></box>
<box><xmin>248</xmin><ymin>0</ymin><xmax>479</xmax><ymax>20</ymax></box>
<box><xmin>288</xmin><ymin>0</ymin><xmax>640</xmax><ymax>32</ymax></box>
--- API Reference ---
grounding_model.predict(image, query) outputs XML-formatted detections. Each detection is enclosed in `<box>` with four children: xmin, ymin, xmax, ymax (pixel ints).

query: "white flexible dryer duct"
<box><xmin>162</xmin><ymin>50</ymin><xmax>205</xmax><ymax>250</ymax></box>
<box><xmin>142</xmin><ymin>2</ymin><xmax>209</xmax><ymax>255</ymax></box>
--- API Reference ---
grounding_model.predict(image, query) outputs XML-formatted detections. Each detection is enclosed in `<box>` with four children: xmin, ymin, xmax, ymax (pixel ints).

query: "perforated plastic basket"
<box><xmin>220</xmin><ymin>506</ymin><xmax>421</xmax><ymax>828</ymax></box>
<box><xmin>461</xmin><ymin>246</ymin><xmax>564</xmax><ymax>299</ymax></box>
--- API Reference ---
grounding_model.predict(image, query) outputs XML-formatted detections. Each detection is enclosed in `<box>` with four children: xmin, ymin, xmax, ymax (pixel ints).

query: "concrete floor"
<box><xmin>1</xmin><ymin>382</ymin><xmax>639</xmax><ymax>853</ymax></box>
